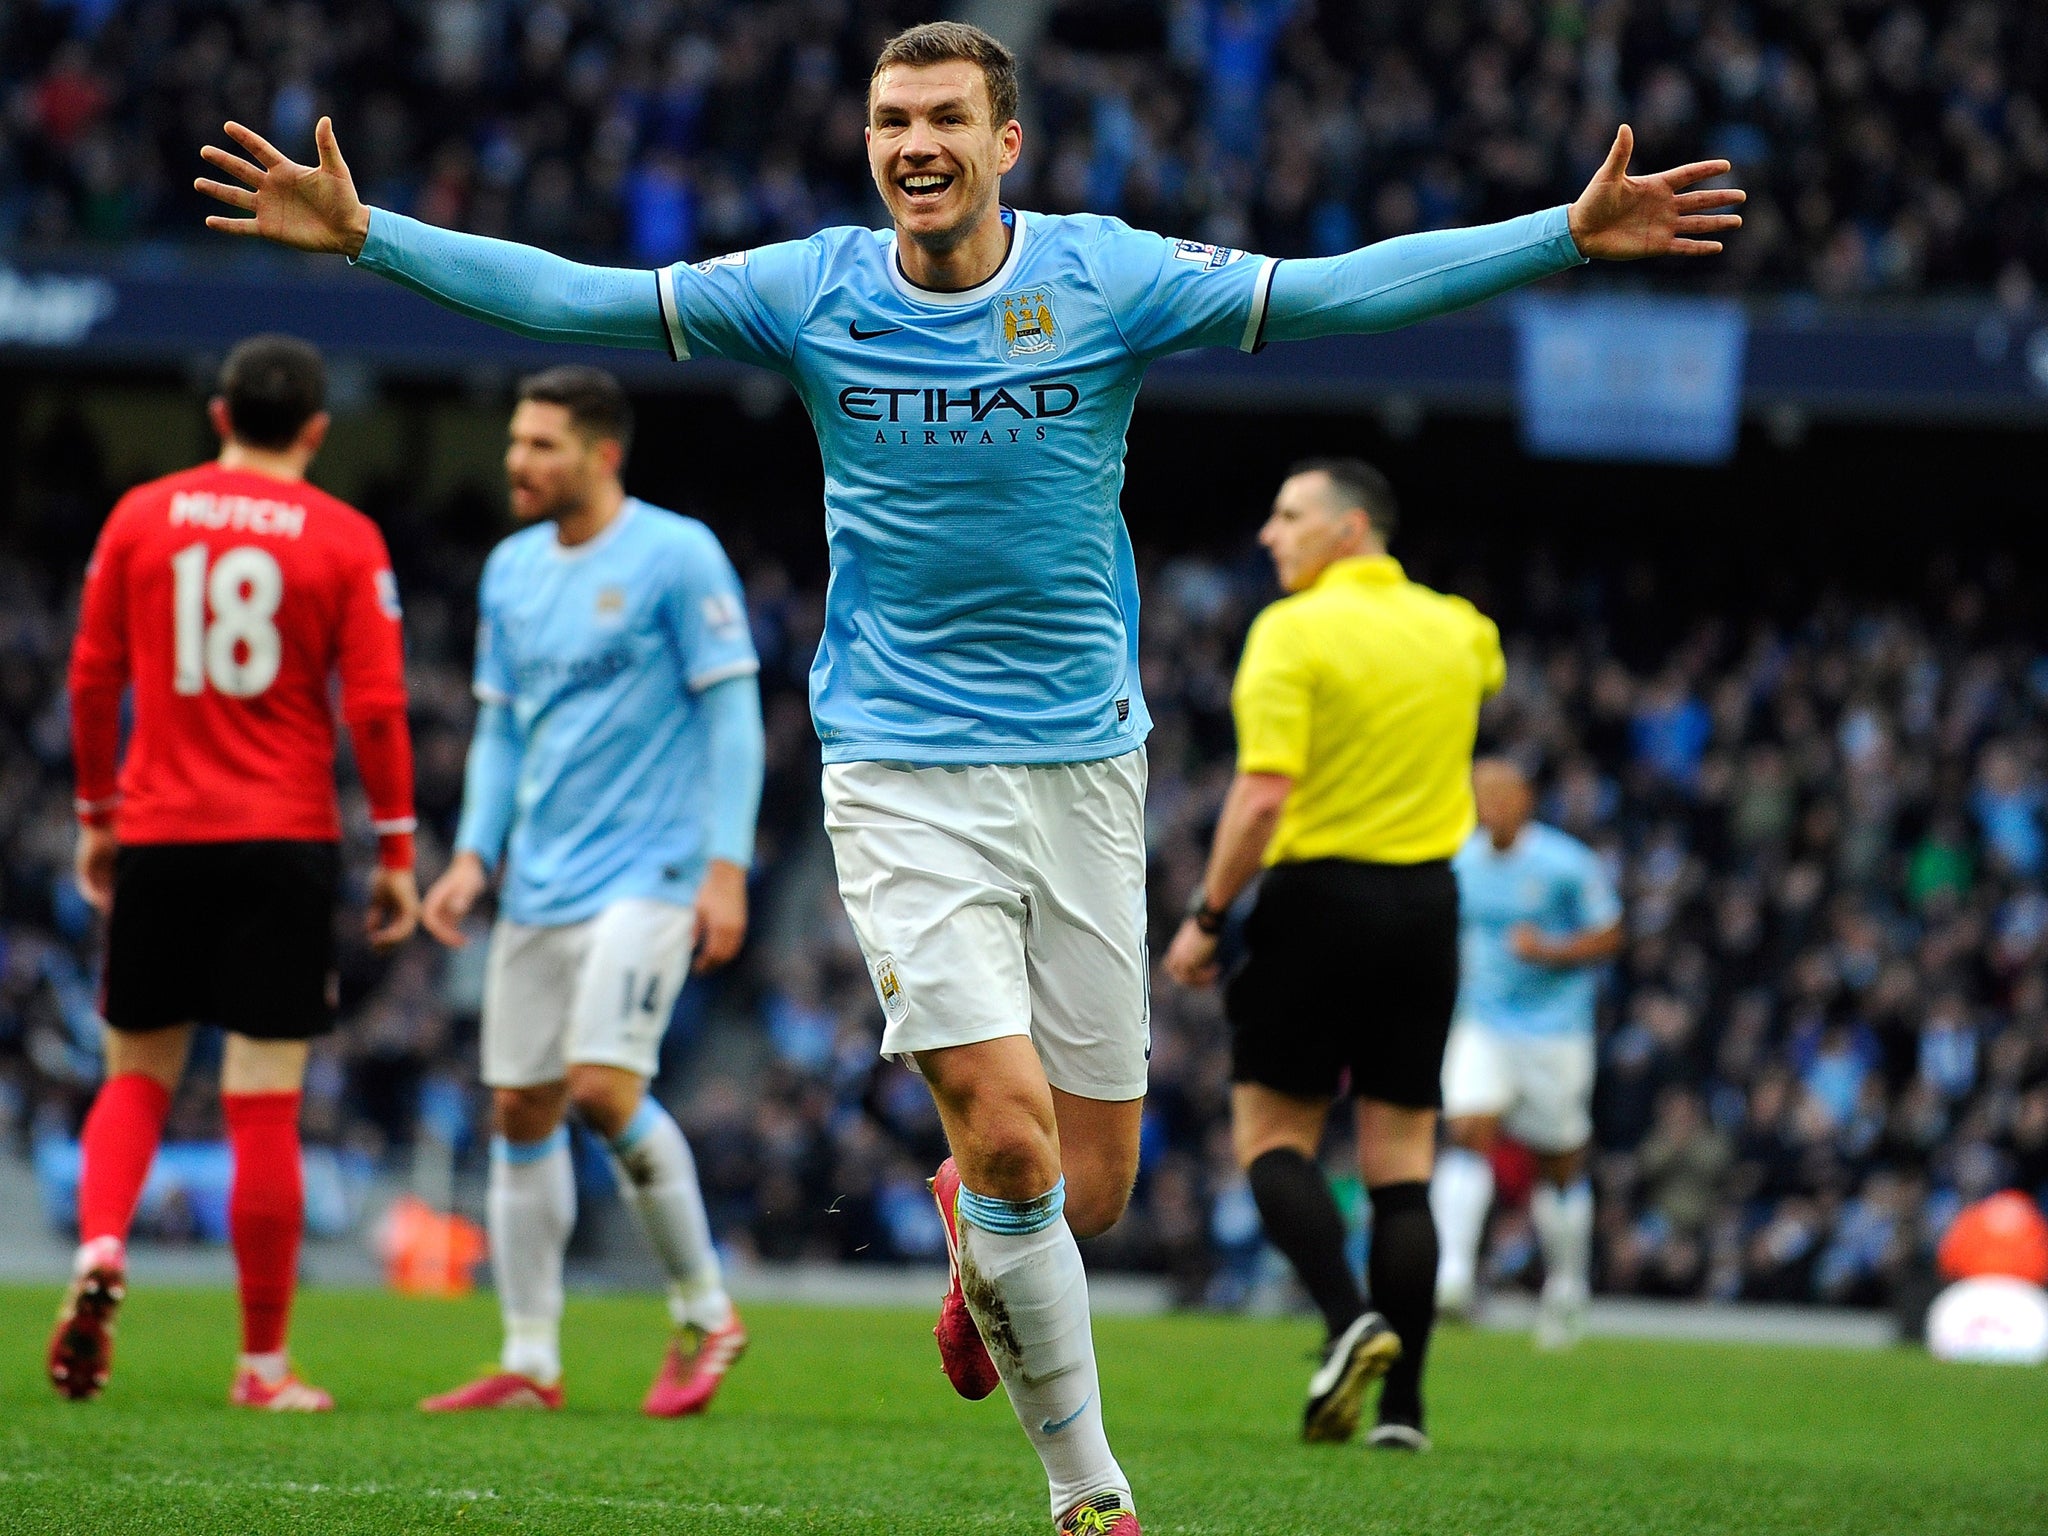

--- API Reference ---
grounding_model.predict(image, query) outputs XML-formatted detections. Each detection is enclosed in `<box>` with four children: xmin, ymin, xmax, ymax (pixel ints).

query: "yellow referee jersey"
<box><xmin>1232</xmin><ymin>555</ymin><xmax>1505</xmax><ymax>866</ymax></box>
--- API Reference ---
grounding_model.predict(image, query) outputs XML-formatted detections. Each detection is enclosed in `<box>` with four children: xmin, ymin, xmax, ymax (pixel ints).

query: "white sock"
<box><xmin>490</xmin><ymin>1128</ymin><xmax>575</xmax><ymax>1385</ymax></box>
<box><xmin>1532</xmin><ymin>1177</ymin><xmax>1593</xmax><ymax>1296</ymax></box>
<box><xmin>1430</xmin><ymin>1146</ymin><xmax>1495</xmax><ymax>1303</ymax></box>
<box><xmin>74</xmin><ymin>1234</ymin><xmax>125</xmax><ymax>1276</ymax></box>
<box><xmin>957</xmin><ymin>1180</ymin><xmax>1130</xmax><ymax>1523</ymax></box>
<box><xmin>238</xmin><ymin>1350</ymin><xmax>288</xmax><ymax>1385</ymax></box>
<box><xmin>605</xmin><ymin>1097</ymin><xmax>731</xmax><ymax>1332</ymax></box>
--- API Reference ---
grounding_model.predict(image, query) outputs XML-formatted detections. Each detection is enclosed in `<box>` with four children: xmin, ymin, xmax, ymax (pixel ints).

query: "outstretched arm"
<box><xmin>198</xmin><ymin>117</ymin><xmax>667</xmax><ymax>350</ymax></box>
<box><xmin>1262</xmin><ymin>126</ymin><xmax>1743</xmax><ymax>344</ymax></box>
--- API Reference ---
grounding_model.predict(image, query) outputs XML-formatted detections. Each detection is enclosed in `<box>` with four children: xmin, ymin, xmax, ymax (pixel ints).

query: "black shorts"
<box><xmin>1225</xmin><ymin>857</ymin><xmax>1459</xmax><ymax>1107</ymax></box>
<box><xmin>103</xmin><ymin>841</ymin><xmax>340</xmax><ymax>1039</ymax></box>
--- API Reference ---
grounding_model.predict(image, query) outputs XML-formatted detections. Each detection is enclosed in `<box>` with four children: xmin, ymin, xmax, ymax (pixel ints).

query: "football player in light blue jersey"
<box><xmin>199</xmin><ymin>22</ymin><xmax>1736</xmax><ymax>1528</ymax></box>
<box><xmin>415</xmin><ymin>368</ymin><xmax>764</xmax><ymax>1419</ymax></box>
<box><xmin>1434</xmin><ymin>760</ymin><xmax>1623</xmax><ymax>1350</ymax></box>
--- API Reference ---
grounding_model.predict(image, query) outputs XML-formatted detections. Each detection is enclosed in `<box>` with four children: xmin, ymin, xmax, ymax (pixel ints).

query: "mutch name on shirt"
<box><xmin>167</xmin><ymin>490</ymin><xmax>308</xmax><ymax>539</ymax></box>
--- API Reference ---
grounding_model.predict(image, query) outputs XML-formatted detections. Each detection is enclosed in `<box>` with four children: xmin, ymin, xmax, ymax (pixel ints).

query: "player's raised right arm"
<box><xmin>198</xmin><ymin>118</ymin><xmax>668</xmax><ymax>351</ymax></box>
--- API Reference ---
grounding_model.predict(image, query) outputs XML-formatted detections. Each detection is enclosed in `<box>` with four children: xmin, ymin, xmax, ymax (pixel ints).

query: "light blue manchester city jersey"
<box><xmin>656</xmin><ymin>212</ymin><xmax>1277</xmax><ymax>764</ymax></box>
<box><xmin>1453</xmin><ymin>822</ymin><xmax>1622</xmax><ymax>1038</ymax></box>
<box><xmin>358</xmin><ymin>197</ymin><xmax>1584</xmax><ymax>764</ymax></box>
<box><xmin>474</xmin><ymin>499</ymin><xmax>757</xmax><ymax>924</ymax></box>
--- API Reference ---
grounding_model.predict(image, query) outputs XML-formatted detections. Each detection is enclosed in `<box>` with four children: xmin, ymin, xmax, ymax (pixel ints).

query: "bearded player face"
<box><xmin>505</xmin><ymin>399</ymin><xmax>616</xmax><ymax>526</ymax></box>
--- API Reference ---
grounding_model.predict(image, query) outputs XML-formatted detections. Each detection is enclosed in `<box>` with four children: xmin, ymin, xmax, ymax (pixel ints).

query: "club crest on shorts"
<box><xmin>995</xmin><ymin>288</ymin><xmax>1062</xmax><ymax>361</ymax></box>
<box><xmin>872</xmin><ymin>952</ymin><xmax>909</xmax><ymax>1025</ymax></box>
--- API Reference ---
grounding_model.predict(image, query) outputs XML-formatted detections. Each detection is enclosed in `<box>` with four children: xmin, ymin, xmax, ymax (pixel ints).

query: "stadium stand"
<box><xmin>1</xmin><ymin>397</ymin><xmax>2044</xmax><ymax>1312</ymax></box>
<box><xmin>2</xmin><ymin>0</ymin><xmax>2044</xmax><ymax>1318</ymax></box>
<box><xmin>2</xmin><ymin>1</ymin><xmax>2044</xmax><ymax>295</ymax></box>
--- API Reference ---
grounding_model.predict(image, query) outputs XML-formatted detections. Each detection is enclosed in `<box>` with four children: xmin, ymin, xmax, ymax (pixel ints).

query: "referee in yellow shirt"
<box><xmin>1165</xmin><ymin>458</ymin><xmax>1503</xmax><ymax>1450</ymax></box>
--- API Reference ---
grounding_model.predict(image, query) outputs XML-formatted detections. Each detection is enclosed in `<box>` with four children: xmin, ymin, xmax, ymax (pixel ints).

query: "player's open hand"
<box><xmin>367</xmin><ymin>866</ymin><xmax>421</xmax><ymax>951</ymax></box>
<box><xmin>421</xmin><ymin>851</ymin><xmax>490</xmax><ymax>948</ymax></box>
<box><xmin>692</xmin><ymin>859</ymin><xmax>749</xmax><ymax>974</ymax></box>
<box><xmin>74</xmin><ymin>825</ymin><xmax>116</xmax><ymax>914</ymax></box>
<box><xmin>1567</xmin><ymin>125</ymin><xmax>1744</xmax><ymax>260</ymax></box>
<box><xmin>197</xmin><ymin>116</ymin><xmax>371</xmax><ymax>258</ymax></box>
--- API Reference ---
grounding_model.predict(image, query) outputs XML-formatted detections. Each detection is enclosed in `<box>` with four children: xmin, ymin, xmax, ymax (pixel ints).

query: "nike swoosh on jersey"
<box><xmin>848</xmin><ymin>321</ymin><xmax>905</xmax><ymax>340</ymax></box>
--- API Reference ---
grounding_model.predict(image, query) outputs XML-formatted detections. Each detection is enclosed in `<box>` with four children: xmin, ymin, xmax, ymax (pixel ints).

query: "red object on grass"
<box><xmin>376</xmin><ymin>1194</ymin><xmax>488</xmax><ymax>1296</ymax></box>
<box><xmin>1937</xmin><ymin>1190</ymin><xmax>2048</xmax><ymax>1285</ymax></box>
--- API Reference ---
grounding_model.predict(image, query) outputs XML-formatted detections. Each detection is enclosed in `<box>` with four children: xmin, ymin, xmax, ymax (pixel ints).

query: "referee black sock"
<box><xmin>1246</xmin><ymin>1148</ymin><xmax>1365</xmax><ymax>1342</ymax></box>
<box><xmin>1367</xmin><ymin>1179</ymin><xmax>1438</xmax><ymax>1428</ymax></box>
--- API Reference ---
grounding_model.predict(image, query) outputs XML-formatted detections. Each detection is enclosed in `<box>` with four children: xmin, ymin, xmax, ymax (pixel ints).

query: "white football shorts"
<box><xmin>822</xmin><ymin>750</ymin><xmax>1151</xmax><ymax>1102</ymax></box>
<box><xmin>1440</xmin><ymin>1016</ymin><xmax>1596</xmax><ymax>1154</ymax></box>
<box><xmin>481</xmin><ymin>897</ymin><xmax>695</xmax><ymax>1088</ymax></box>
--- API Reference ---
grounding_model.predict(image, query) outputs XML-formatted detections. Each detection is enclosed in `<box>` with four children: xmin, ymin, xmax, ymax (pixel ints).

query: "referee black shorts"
<box><xmin>1225</xmin><ymin>857</ymin><xmax>1459</xmax><ymax>1108</ymax></box>
<box><xmin>102</xmin><ymin>840</ymin><xmax>341</xmax><ymax>1040</ymax></box>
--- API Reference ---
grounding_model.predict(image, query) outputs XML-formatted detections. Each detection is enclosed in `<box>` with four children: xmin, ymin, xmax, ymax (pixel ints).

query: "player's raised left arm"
<box><xmin>198</xmin><ymin>117</ymin><xmax>370</xmax><ymax>256</ymax></box>
<box><xmin>1566</xmin><ymin>125</ymin><xmax>1744</xmax><ymax>260</ymax></box>
<box><xmin>197</xmin><ymin>118</ymin><xmax>668</xmax><ymax>350</ymax></box>
<box><xmin>1260</xmin><ymin>125</ymin><xmax>1743</xmax><ymax>345</ymax></box>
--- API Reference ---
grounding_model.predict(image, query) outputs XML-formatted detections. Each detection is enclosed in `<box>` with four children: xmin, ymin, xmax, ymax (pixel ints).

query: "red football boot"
<box><xmin>642</xmin><ymin>1311</ymin><xmax>749</xmax><ymax>1418</ymax></box>
<box><xmin>1057</xmin><ymin>1491</ymin><xmax>1141</xmax><ymax>1535</ymax></box>
<box><xmin>928</xmin><ymin>1157</ymin><xmax>1001</xmax><ymax>1401</ymax></box>
<box><xmin>230</xmin><ymin>1367</ymin><xmax>334</xmax><ymax>1411</ymax></box>
<box><xmin>419</xmin><ymin>1371</ymin><xmax>564</xmax><ymax>1411</ymax></box>
<box><xmin>47</xmin><ymin>1237</ymin><xmax>126</xmax><ymax>1401</ymax></box>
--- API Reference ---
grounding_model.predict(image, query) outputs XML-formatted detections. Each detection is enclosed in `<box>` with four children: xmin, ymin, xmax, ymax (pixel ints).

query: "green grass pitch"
<box><xmin>0</xmin><ymin>1283</ymin><xmax>2042</xmax><ymax>1534</ymax></box>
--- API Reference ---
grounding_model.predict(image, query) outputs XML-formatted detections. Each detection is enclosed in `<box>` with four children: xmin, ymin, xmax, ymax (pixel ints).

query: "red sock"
<box><xmin>77</xmin><ymin>1074</ymin><xmax>173</xmax><ymax>1245</ymax></box>
<box><xmin>223</xmin><ymin>1091</ymin><xmax>304</xmax><ymax>1357</ymax></box>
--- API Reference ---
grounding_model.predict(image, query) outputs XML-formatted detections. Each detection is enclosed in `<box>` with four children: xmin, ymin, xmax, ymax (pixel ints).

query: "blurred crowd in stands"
<box><xmin>2</xmin><ymin>397</ymin><xmax>2045</xmax><ymax>1315</ymax></box>
<box><xmin>3</xmin><ymin>0</ymin><xmax>2046</xmax><ymax>299</ymax></box>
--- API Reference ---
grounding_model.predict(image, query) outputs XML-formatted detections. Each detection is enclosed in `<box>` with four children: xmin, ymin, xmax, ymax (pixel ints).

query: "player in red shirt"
<box><xmin>50</xmin><ymin>335</ymin><xmax>420</xmax><ymax>1410</ymax></box>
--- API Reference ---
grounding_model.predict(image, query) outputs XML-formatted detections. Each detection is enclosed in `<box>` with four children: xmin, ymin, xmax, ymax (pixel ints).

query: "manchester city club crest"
<box><xmin>873</xmin><ymin>952</ymin><xmax>908</xmax><ymax>1025</ymax></box>
<box><xmin>995</xmin><ymin>287</ymin><xmax>1062</xmax><ymax>361</ymax></box>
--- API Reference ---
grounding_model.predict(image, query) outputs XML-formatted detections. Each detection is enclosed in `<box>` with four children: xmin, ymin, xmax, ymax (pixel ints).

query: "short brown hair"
<box><xmin>1289</xmin><ymin>456</ymin><xmax>1400</xmax><ymax>543</ymax></box>
<box><xmin>218</xmin><ymin>334</ymin><xmax>326</xmax><ymax>450</ymax></box>
<box><xmin>869</xmin><ymin>21</ymin><xmax>1018</xmax><ymax>127</ymax></box>
<box><xmin>516</xmin><ymin>365</ymin><xmax>633</xmax><ymax>455</ymax></box>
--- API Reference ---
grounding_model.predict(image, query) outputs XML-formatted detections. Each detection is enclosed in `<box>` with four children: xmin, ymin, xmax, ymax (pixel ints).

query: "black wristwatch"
<box><xmin>1185</xmin><ymin>887</ymin><xmax>1227</xmax><ymax>936</ymax></box>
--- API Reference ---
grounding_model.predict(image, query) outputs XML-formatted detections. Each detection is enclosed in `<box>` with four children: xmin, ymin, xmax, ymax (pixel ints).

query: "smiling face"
<box><xmin>866</xmin><ymin>60</ymin><xmax>1020</xmax><ymax>254</ymax></box>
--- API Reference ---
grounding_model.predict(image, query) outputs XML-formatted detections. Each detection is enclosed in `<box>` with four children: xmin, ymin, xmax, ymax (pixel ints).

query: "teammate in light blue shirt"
<box><xmin>1435</xmin><ymin>760</ymin><xmax>1624</xmax><ymax>1349</ymax></box>
<box><xmin>459</xmin><ymin>493</ymin><xmax>758</xmax><ymax>924</ymax></box>
<box><xmin>201</xmin><ymin>24</ymin><xmax>1738</xmax><ymax>1518</ymax></box>
<box><xmin>417</xmin><ymin>368</ymin><xmax>763</xmax><ymax>1420</ymax></box>
<box><xmin>1453</xmin><ymin>811</ymin><xmax>1623</xmax><ymax>1038</ymax></box>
